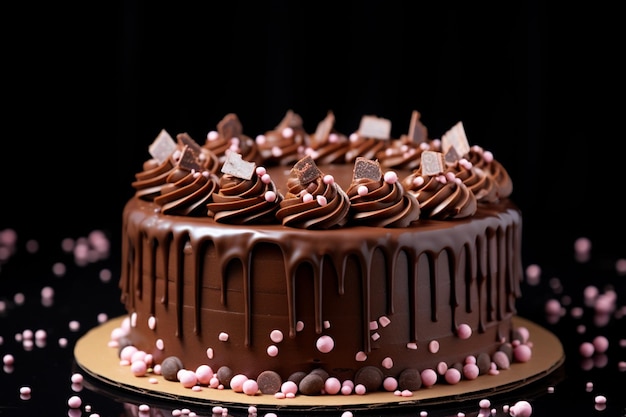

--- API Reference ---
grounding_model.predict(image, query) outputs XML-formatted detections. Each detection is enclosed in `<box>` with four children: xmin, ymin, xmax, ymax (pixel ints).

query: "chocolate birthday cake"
<box><xmin>114</xmin><ymin>110</ymin><xmax>526</xmax><ymax>399</ymax></box>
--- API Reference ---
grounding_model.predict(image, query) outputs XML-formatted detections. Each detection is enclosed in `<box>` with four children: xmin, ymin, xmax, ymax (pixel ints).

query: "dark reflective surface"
<box><xmin>1</xmin><ymin>226</ymin><xmax>624</xmax><ymax>417</ymax></box>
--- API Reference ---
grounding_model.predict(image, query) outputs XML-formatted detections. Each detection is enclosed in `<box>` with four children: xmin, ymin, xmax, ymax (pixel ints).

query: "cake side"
<box><xmin>119</xmin><ymin>194</ymin><xmax>522</xmax><ymax>385</ymax></box>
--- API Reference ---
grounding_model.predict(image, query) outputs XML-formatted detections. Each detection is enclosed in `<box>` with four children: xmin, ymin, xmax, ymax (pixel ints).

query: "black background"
<box><xmin>1</xmin><ymin>2</ymin><xmax>625</xmax><ymax>416</ymax></box>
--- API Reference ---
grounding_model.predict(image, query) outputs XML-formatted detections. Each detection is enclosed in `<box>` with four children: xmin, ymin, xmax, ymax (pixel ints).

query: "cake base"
<box><xmin>74</xmin><ymin>316</ymin><xmax>563</xmax><ymax>412</ymax></box>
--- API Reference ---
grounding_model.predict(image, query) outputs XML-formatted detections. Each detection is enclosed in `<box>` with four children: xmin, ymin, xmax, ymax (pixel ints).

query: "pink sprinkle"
<box><xmin>67</xmin><ymin>395</ymin><xmax>82</xmax><ymax>409</ymax></box>
<box><xmin>69</xmin><ymin>320</ymin><xmax>80</xmax><ymax>332</ymax></box>
<box><xmin>156</xmin><ymin>339</ymin><xmax>164</xmax><ymax>350</ymax></box>
<box><xmin>282</xmin><ymin>127</ymin><xmax>294</xmax><ymax>139</ymax></box>
<box><xmin>267</xmin><ymin>345</ymin><xmax>279</xmax><ymax>357</ymax></box>
<box><xmin>509</xmin><ymin>400</ymin><xmax>532</xmax><ymax>417</ymax></box>
<box><xmin>383</xmin><ymin>171</ymin><xmax>398</xmax><ymax>184</ymax></box>
<box><xmin>323</xmin><ymin>174</ymin><xmax>335</xmax><ymax>185</ymax></box>
<box><xmin>412</xmin><ymin>176</ymin><xmax>425</xmax><ymax>187</ymax></box>
<box><xmin>482</xmin><ymin>150</ymin><xmax>494</xmax><ymax>163</ymax></box>
<box><xmin>316</xmin><ymin>335</ymin><xmax>334</xmax><ymax>353</ymax></box>
<box><xmin>444</xmin><ymin>368</ymin><xmax>461</xmax><ymax>384</ymax></box>
<box><xmin>265</xmin><ymin>190</ymin><xmax>277</xmax><ymax>202</ymax></box>
<box><xmin>256</xmin><ymin>166</ymin><xmax>267</xmax><ymax>176</ymax></box>
<box><xmin>149</xmin><ymin>377</ymin><xmax>158</xmax><ymax>384</ymax></box>
<box><xmin>302</xmin><ymin>193</ymin><xmax>313</xmax><ymax>203</ymax></box>
<box><xmin>421</xmin><ymin>369</ymin><xmax>438</xmax><ymax>387</ymax></box>
<box><xmin>514</xmin><ymin>344</ymin><xmax>533</xmax><ymax>362</ymax></box>
<box><xmin>138</xmin><ymin>404</ymin><xmax>150</xmax><ymax>412</ymax></box>
<box><xmin>544</xmin><ymin>299</ymin><xmax>562</xmax><ymax>315</ymax></box>
<box><xmin>120</xmin><ymin>346</ymin><xmax>138</xmax><ymax>362</ymax></box>
<box><xmin>270</xmin><ymin>329</ymin><xmax>283</xmax><ymax>343</ymax></box>
<box><xmin>593</xmin><ymin>335</ymin><xmax>609</xmax><ymax>353</ymax></box>
<box><xmin>179</xmin><ymin>370</ymin><xmax>198</xmax><ymax>388</ymax></box>
<box><xmin>429</xmin><ymin>340</ymin><xmax>440</xmax><ymax>353</ymax></box>
<box><xmin>401</xmin><ymin>389</ymin><xmax>413</xmax><ymax>397</ymax></box>
<box><xmin>20</xmin><ymin>386</ymin><xmax>31</xmax><ymax>395</ymax></box>
<box><xmin>574</xmin><ymin>236</ymin><xmax>592</xmax><ymax>254</ymax></box>
<box><xmin>261</xmin><ymin>173</ymin><xmax>272</xmax><ymax>185</ymax></box>
<box><xmin>207</xmin><ymin>131</ymin><xmax>219</xmax><ymax>141</ymax></box>
<box><xmin>354</xmin><ymin>384</ymin><xmax>367</xmax><ymax>395</ymax></box>
<box><xmin>381</xmin><ymin>357</ymin><xmax>393</xmax><ymax>369</ymax></box>
<box><xmin>71</xmin><ymin>373</ymin><xmax>83</xmax><ymax>384</ymax></box>
<box><xmin>195</xmin><ymin>364</ymin><xmax>214</xmax><ymax>385</ymax></box>
<box><xmin>131</xmin><ymin>360</ymin><xmax>147</xmax><ymax>376</ymax></box>
<box><xmin>379</xmin><ymin>316</ymin><xmax>391</xmax><ymax>327</ymax></box>
<box><xmin>274</xmin><ymin>392</ymin><xmax>286</xmax><ymax>399</ymax></box>
<box><xmin>316</xmin><ymin>195</ymin><xmax>328</xmax><ymax>206</ymax></box>
<box><xmin>525</xmin><ymin>264</ymin><xmax>541</xmax><ymax>285</ymax></box>
<box><xmin>457</xmin><ymin>323</ymin><xmax>472</xmax><ymax>339</ymax></box>
<box><xmin>579</xmin><ymin>342</ymin><xmax>595</xmax><ymax>358</ymax></box>
<box><xmin>281</xmin><ymin>380</ymin><xmax>298</xmax><ymax>395</ymax></box>
<box><xmin>58</xmin><ymin>338</ymin><xmax>68</xmax><ymax>348</ymax></box>
<box><xmin>355</xmin><ymin>351</ymin><xmax>367</xmax><ymax>361</ymax></box>
<box><xmin>218</xmin><ymin>332</ymin><xmax>229</xmax><ymax>342</ymax></box>
<box><xmin>463</xmin><ymin>363</ymin><xmax>480</xmax><ymax>380</ymax></box>
<box><xmin>437</xmin><ymin>361</ymin><xmax>448</xmax><ymax>375</ymax></box>
<box><xmin>358</xmin><ymin>185</ymin><xmax>368</xmax><ymax>196</ymax></box>
<box><xmin>242</xmin><ymin>379</ymin><xmax>259</xmax><ymax>396</ymax></box>
<box><xmin>382</xmin><ymin>376</ymin><xmax>398</xmax><ymax>391</ymax></box>
<box><xmin>325</xmin><ymin>377</ymin><xmax>342</xmax><ymax>394</ymax></box>
<box><xmin>206</xmin><ymin>347</ymin><xmax>213</xmax><ymax>359</ymax></box>
<box><xmin>479</xmin><ymin>399</ymin><xmax>491</xmax><ymax>408</ymax></box>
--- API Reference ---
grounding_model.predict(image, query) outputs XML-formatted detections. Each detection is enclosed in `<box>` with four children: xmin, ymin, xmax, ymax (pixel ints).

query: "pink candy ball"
<box><xmin>242</xmin><ymin>379</ymin><xmax>259</xmax><ymax>396</ymax></box>
<box><xmin>420</xmin><ymin>369</ymin><xmax>438</xmax><ymax>387</ymax></box>
<box><xmin>457</xmin><ymin>323</ymin><xmax>472</xmax><ymax>339</ymax></box>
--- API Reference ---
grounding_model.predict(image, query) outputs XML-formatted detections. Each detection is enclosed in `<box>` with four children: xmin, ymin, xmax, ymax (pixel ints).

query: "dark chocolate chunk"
<box><xmin>353</xmin><ymin>157</ymin><xmax>382</xmax><ymax>181</ymax></box>
<box><xmin>217</xmin><ymin>113</ymin><xmax>243</xmax><ymax>140</ymax></box>
<box><xmin>311</xmin><ymin>111</ymin><xmax>335</xmax><ymax>147</ymax></box>
<box><xmin>292</xmin><ymin>155</ymin><xmax>322</xmax><ymax>184</ymax></box>
<box><xmin>216</xmin><ymin>365</ymin><xmax>234</xmax><ymax>387</ymax></box>
<box><xmin>354</xmin><ymin>365</ymin><xmax>384</xmax><ymax>392</ymax></box>
<box><xmin>398</xmin><ymin>367</ymin><xmax>422</xmax><ymax>391</ymax></box>
<box><xmin>178</xmin><ymin>145</ymin><xmax>203</xmax><ymax>172</ymax></box>
<box><xmin>407</xmin><ymin>110</ymin><xmax>427</xmax><ymax>144</ymax></box>
<box><xmin>298</xmin><ymin>373</ymin><xmax>324</xmax><ymax>395</ymax></box>
<box><xmin>176</xmin><ymin>132</ymin><xmax>202</xmax><ymax>153</ymax></box>
<box><xmin>256</xmin><ymin>370</ymin><xmax>282</xmax><ymax>394</ymax></box>
<box><xmin>160</xmin><ymin>356</ymin><xmax>184</xmax><ymax>382</ymax></box>
<box><xmin>476</xmin><ymin>352</ymin><xmax>491</xmax><ymax>375</ymax></box>
<box><xmin>287</xmin><ymin>371</ymin><xmax>307</xmax><ymax>386</ymax></box>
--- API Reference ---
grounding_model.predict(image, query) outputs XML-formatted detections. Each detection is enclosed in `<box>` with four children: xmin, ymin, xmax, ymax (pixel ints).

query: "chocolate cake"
<box><xmin>116</xmin><ymin>111</ymin><xmax>525</xmax><ymax>397</ymax></box>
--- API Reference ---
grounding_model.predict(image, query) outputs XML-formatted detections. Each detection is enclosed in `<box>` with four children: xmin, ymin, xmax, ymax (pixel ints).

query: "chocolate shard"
<box><xmin>357</xmin><ymin>115</ymin><xmax>391</xmax><ymax>140</ymax></box>
<box><xmin>311</xmin><ymin>111</ymin><xmax>335</xmax><ymax>147</ymax></box>
<box><xmin>441</xmin><ymin>121</ymin><xmax>470</xmax><ymax>158</ymax></box>
<box><xmin>217</xmin><ymin>113</ymin><xmax>243</xmax><ymax>140</ymax></box>
<box><xmin>149</xmin><ymin>129</ymin><xmax>177</xmax><ymax>164</ymax></box>
<box><xmin>353</xmin><ymin>157</ymin><xmax>382</xmax><ymax>181</ymax></box>
<box><xmin>178</xmin><ymin>145</ymin><xmax>203</xmax><ymax>172</ymax></box>
<box><xmin>444</xmin><ymin>146</ymin><xmax>460</xmax><ymax>164</ymax></box>
<box><xmin>407</xmin><ymin>110</ymin><xmax>428</xmax><ymax>144</ymax></box>
<box><xmin>221</xmin><ymin>151</ymin><xmax>256</xmax><ymax>180</ymax></box>
<box><xmin>421</xmin><ymin>150</ymin><xmax>445</xmax><ymax>176</ymax></box>
<box><xmin>176</xmin><ymin>132</ymin><xmax>203</xmax><ymax>153</ymax></box>
<box><xmin>276</xmin><ymin>109</ymin><xmax>303</xmax><ymax>130</ymax></box>
<box><xmin>292</xmin><ymin>155</ymin><xmax>322</xmax><ymax>184</ymax></box>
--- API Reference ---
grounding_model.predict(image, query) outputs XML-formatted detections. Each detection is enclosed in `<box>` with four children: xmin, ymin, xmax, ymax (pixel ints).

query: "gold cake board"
<box><xmin>74</xmin><ymin>316</ymin><xmax>564</xmax><ymax>412</ymax></box>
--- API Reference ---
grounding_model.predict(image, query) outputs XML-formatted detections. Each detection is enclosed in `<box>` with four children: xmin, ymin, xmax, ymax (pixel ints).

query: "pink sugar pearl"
<box><xmin>230</xmin><ymin>374</ymin><xmax>249</xmax><ymax>392</ymax></box>
<box><xmin>324</xmin><ymin>377</ymin><xmax>342</xmax><ymax>394</ymax></box>
<box><xmin>509</xmin><ymin>400</ymin><xmax>533</xmax><ymax>416</ymax></box>
<box><xmin>457</xmin><ymin>323</ymin><xmax>472</xmax><ymax>339</ymax></box>
<box><xmin>316</xmin><ymin>335</ymin><xmax>334</xmax><ymax>353</ymax></box>
<box><xmin>242</xmin><ymin>379</ymin><xmax>259</xmax><ymax>396</ymax></box>
<box><xmin>420</xmin><ymin>369</ymin><xmax>438</xmax><ymax>387</ymax></box>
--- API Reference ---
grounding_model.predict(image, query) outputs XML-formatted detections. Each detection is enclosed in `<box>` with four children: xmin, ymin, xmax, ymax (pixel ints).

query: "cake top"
<box><xmin>132</xmin><ymin>111</ymin><xmax>513</xmax><ymax>227</ymax></box>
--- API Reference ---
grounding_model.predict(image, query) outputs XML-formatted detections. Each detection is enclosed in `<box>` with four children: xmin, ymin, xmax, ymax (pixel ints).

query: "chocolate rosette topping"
<box><xmin>153</xmin><ymin>145</ymin><xmax>219</xmax><ymax>216</ymax></box>
<box><xmin>255</xmin><ymin>110</ymin><xmax>307</xmax><ymax>166</ymax></box>
<box><xmin>304</xmin><ymin>111</ymin><xmax>350</xmax><ymax>165</ymax></box>
<box><xmin>207</xmin><ymin>153</ymin><xmax>284</xmax><ymax>224</ymax></box>
<box><xmin>446</xmin><ymin>158</ymin><xmax>500</xmax><ymax>203</ymax></box>
<box><xmin>346</xmin><ymin>158</ymin><xmax>420</xmax><ymax>228</ymax></box>
<box><xmin>204</xmin><ymin>113</ymin><xmax>263</xmax><ymax>170</ymax></box>
<box><xmin>132</xmin><ymin>129</ymin><xmax>182</xmax><ymax>201</ymax></box>
<box><xmin>465</xmin><ymin>145</ymin><xmax>513</xmax><ymax>200</ymax></box>
<box><xmin>403</xmin><ymin>151</ymin><xmax>477</xmax><ymax>219</ymax></box>
<box><xmin>345</xmin><ymin>115</ymin><xmax>392</xmax><ymax>163</ymax></box>
<box><xmin>276</xmin><ymin>156</ymin><xmax>350</xmax><ymax>229</ymax></box>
